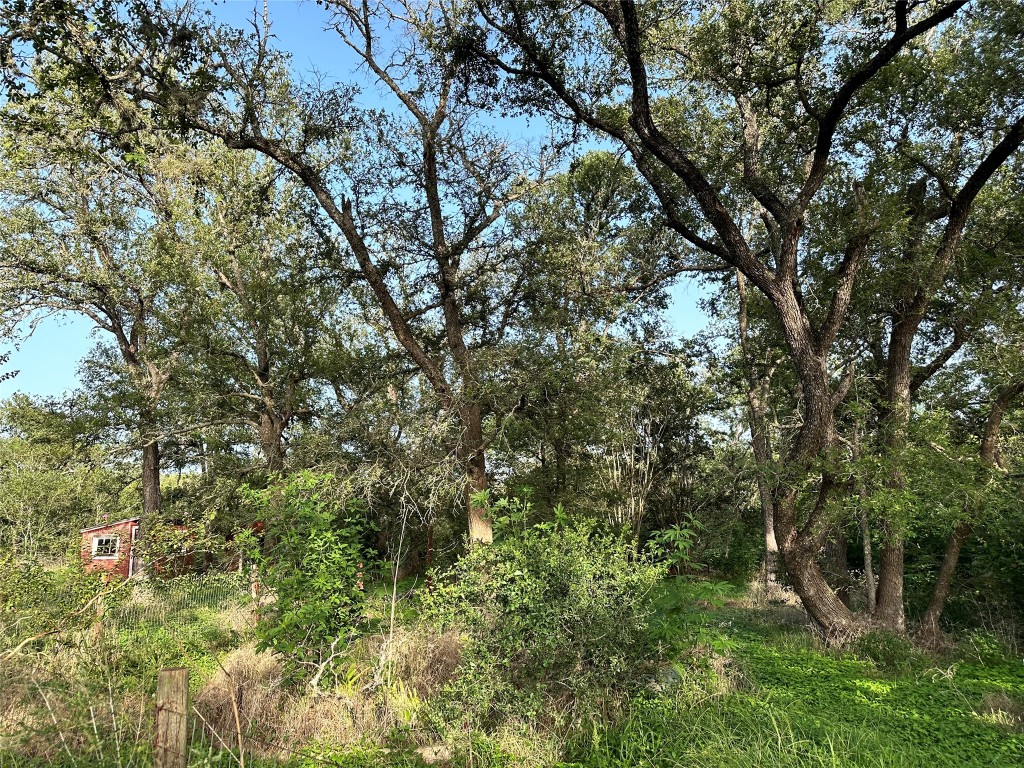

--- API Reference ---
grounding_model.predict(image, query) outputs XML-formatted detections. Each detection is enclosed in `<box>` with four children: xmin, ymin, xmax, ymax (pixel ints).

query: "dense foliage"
<box><xmin>243</xmin><ymin>472</ymin><xmax>372</xmax><ymax>679</ymax></box>
<box><xmin>423</xmin><ymin>503</ymin><xmax>663</xmax><ymax>726</ymax></box>
<box><xmin>0</xmin><ymin>0</ymin><xmax>1022</xmax><ymax>765</ymax></box>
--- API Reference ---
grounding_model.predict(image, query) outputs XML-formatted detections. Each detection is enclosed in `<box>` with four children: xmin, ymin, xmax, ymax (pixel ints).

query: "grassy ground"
<box><xmin>2</xmin><ymin>575</ymin><xmax>1022</xmax><ymax>767</ymax></box>
<box><xmin>561</xmin><ymin>603</ymin><xmax>1024</xmax><ymax>768</ymax></box>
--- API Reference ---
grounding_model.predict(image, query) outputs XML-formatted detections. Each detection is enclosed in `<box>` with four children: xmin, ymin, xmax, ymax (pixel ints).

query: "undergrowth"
<box><xmin>2</xmin><ymin>569</ymin><xmax>1022</xmax><ymax>767</ymax></box>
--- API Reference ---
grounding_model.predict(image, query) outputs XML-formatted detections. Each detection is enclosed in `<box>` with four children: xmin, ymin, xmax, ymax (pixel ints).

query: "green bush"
<box><xmin>0</xmin><ymin>555</ymin><xmax>107</xmax><ymax>649</ymax></box>
<box><xmin>957</xmin><ymin>629</ymin><xmax>1015</xmax><ymax>666</ymax></box>
<box><xmin>852</xmin><ymin>630</ymin><xmax>917</xmax><ymax>671</ymax></box>
<box><xmin>243</xmin><ymin>471</ymin><xmax>372</xmax><ymax>681</ymax></box>
<box><xmin>421</xmin><ymin>508</ymin><xmax>663</xmax><ymax>726</ymax></box>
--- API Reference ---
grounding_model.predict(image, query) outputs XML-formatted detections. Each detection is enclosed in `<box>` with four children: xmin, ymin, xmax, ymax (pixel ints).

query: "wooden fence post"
<box><xmin>155</xmin><ymin>667</ymin><xmax>189</xmax><ymax>768</ymax></box>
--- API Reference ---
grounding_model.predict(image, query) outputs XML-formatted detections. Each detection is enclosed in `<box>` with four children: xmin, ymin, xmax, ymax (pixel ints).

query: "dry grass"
<box><xmin>193</xmin><ymin>642</ymin><xmax>389</xmax><ymax>757</ymax></box>
<box><xmin>369</xmin><ymin>626</ymin><xmax>463</xmax><ymax>698</ymax></box>
<box><xmin>0</xmin><ymin>648</ymin><xmax>153</xmax><ymax>762</ymax></box>
<box><xmin>977</xmin><ymin>691</ymin><xmax>1024</xmax><ymax>732</ymax></box>
<box><xmin>193</xmin><ymin>643</ymin><xmax>287</xmax><ymax>741</ymax></box>
<box><xmin>190</xmin><ymin>627</ymin><xmax>464</xmax><ymax>758</ymax></box>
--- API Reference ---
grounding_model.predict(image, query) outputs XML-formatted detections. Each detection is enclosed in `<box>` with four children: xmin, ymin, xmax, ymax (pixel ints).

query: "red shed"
<box><xmin>80</xmin><ymin>517</ymin><xmax>141</xmax><ymax>579</ymax></box>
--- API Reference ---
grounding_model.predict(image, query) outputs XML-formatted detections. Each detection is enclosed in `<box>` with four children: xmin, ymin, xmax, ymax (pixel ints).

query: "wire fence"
<box><xmin>111</xmin><ymin>573</ymin><xmax>252</xmax><ymax>630</ymax></box>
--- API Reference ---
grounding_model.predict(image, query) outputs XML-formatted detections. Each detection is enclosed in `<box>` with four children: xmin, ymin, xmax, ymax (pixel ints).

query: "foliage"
<box><xmin>852</xmin><ymin>630</ymin><xmax>918</xmax><ymax>672</ymax></box>
<box><xmin>243</xmin><ymin>471</ymin><xmax>372</xmax><ymax>680</ymax></box>
<box><xmin>957</xmin><ymin>629</ymin><xmax>1018</xmax><ymax>667</ymax></box>
<box><xmin>565</xmin><ymin>605</ymin><xmax>1024</xmax><ymax>768</ymax></box>
<box><xmin>0</xmin><ymin>555</ymin><xmax>107</xmax><ymax>649</ymax></box>
<box><xmin>646</xmin><ymin>515</ymin><xmax>704</xmax><ymax>572</ymax></box>
<box><xmin>648</xmin><ymin>577</ymin><xmax>744</xmax><ymax>661</ymax></box>
<box><xmin>0</xmin><ymin>1</ymin><xmax>1023</xmax><ymax>762</ymax></box>
<box><xmin>108</xmin><ymin>573</ymin><xmax>247</xmax><ymax>690</ymax></box>
<box><xmin>0</xmin><ymin>395</ymin><xmax>131</xmax><ymax>557</ymax></box>
<box><xmin>422</xmin><ymin>503</ymin><xmax>663</xmax><ymax>726</ymax></box>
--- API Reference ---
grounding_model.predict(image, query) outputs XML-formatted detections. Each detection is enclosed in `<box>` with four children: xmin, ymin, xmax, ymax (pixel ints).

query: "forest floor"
<box><xmin>1</xmin><ymin>575</ymin><xmax>1022</xmax><ymax>768</ymax></box>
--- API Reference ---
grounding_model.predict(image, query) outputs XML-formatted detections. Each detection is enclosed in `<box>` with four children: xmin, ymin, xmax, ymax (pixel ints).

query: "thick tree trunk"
<box><xmin>258</xmin><ymin>411</ymin><xmax>286</xmax><ymax>473</ymax></box>
<box><xmin>873</xmin><ymin>310</ymin><xmax>915</xmax><ymax>632</ymax></box>
<box><xmin>765</xmin><ymin>287</ymin><xmax>865</xmax><ymax>634</ymax></box>
<box><xmin>780</xmin><ymin>535</ymin><xmax>857</xmax><ymax>639</ymax></box>
<box><xmin>874</xmin><ymin>537</ymin><xmax>905</xmax><ymax>631</ymax></box>
<box><xmin>142</xmin><ymin>440</ymin><xmax>161</xmax><ymax>517</ymax></box>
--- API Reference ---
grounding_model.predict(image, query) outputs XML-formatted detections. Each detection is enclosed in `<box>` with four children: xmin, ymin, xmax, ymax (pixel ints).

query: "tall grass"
<box><xmin>3</xmin><ymin>573</ymin><xmax>1023</xmax><ymax>767</ymax></box>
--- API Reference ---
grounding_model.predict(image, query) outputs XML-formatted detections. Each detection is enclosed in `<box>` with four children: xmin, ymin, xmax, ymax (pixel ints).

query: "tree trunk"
<box><xmin>766</xmin><ymin>289</ymin><xmax>861</xmax><ymax>635</ymax></box>
<box><xmin>918</xmin><ymin>381</ymin><xmax>1023</xmax><ymax>641</ymax></box>
<box><xmin>780</xmin><ymin>535</ymin><xmax>857</xmax><ymax>639</ymax></box>
<box><xmin>142</xmin><ymin>440</ymin><xmax>161</xmax><ymax>517</ymax></box>
<box><xmin>918</xmin><ymin>521</ymin><xmax>970</xmax><ymax>642</ymax></box>
<box><xmin>750</xmin><ymin>397</ymin><xmax>780</xmax><ymax>591</ymax></box>
<box><xmin>873</xmin><ymin>310</ymin><xmax>916</xmax><ymax>632</ymax></box>
<box><xmin>852</xmin><ymin>433</ymin><xmax>876</xmax><ymax>613</ymax></box>
<box><xmin>874</xmin><ymin>536</ymin><xmax>906</xmax><ymax>631</ymax></box>
<box><xmin>859</xmin><ymin>507</ymin><xmax>876</xmax><ymax>613</ymax></box>
<box><xmin>825</xmin><ymin>529</ymin><xmax>851</xmax><ymax>607</ymax></box>
<box><xmin>461</xmin><ymin>403</ymin><xmax>492</xmax><ymax>544</ymax></box>
<box><xmin>736</xmin><ymin>272</ymin><xmax>781</xmax><ymax>592</ymax></box>
<box><xmin>258</xmin><ymin>411</ymin><xmax>286</xmax><ymax>473</ymax></box>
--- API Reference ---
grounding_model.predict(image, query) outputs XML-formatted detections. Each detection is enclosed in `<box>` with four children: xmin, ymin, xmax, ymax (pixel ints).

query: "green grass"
<box><xmin>560</xmin><ymin>602</ymin><xmax>1024</xmax><ymax>768</ymax></box>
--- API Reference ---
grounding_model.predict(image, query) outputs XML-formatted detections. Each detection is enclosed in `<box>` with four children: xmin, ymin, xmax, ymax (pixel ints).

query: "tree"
<box><xmin>162</xmin><ymin>146</ymin><xmax>341</xmax><ymax>474</ymax></box>
<box><xmin>459</xmin><ymin>0</ymin><xmax>1024</xmax><ymax>634</ymax></box>
<box><xmin>0</xmin><ymin>86</ymin><xmax>191</xmax><ymax>516</ymax></box>
<box><xmin>7</xmin><ymin>0</ymin><xmax>552</xmax><ymax>543</ymax></box>
<box><xmin>0</xmin><ymin>394</ymin><xmax>130</xmax><ymax>557</ymax></box>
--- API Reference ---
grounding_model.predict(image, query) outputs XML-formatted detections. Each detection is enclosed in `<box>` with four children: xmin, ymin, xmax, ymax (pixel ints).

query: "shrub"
<box><xmin>852</xmin><ymin>630</ymin><xmax>916</xmax><ymax>671</ymax></box>
<box><xmin>421</xmin><ymin>509</ymin><xmax>663</xmax><ymax>726</ymax></box>
<box><xmin>0</xmin><ymin>556</ymin><xmax>107</xmax><ymax>650</ymax></box>
<box><xmin>243</xmin><ymin>472</ymin><xmax>372</xmax><ymax>681</ymax></box>
<box><xmin>957</xmin><ymin>629</ymin><xmax>1015</xmax><ymax>666</ymax></box>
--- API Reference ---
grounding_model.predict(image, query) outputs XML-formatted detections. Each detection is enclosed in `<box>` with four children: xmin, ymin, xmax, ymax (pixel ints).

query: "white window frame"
<box><xmin>91</xmin><ymin>534</ymin><xmax>121</xmax><ymax>559</ymax></box>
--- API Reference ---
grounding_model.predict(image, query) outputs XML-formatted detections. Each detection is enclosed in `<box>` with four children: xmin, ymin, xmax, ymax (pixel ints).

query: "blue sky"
<box><xmin>0</xmin><ymin>0</ymin><xmax>711</xmax><ymax>401</ymax></box>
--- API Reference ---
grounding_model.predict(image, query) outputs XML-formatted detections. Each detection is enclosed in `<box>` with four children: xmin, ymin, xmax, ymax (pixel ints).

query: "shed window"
<box><xmin>92</xmin><ymin>535</ymin><xmax>120</xmax><ymax>558</ymax></box>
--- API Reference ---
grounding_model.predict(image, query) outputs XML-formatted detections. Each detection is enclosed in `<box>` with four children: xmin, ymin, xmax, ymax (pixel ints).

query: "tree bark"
<box><xmin>918</xmin><ymin>521</ymin><xmax>970</xmax><ymax>641</ymax></box>
<box><xmin>826</xmin><ymin>529</ymin><xmax>851</xmax><ymax>607</ymax></box>
<box><xmin>874</xmin><ymin>309</ymin><xmax>915</xmax><ymax>631</ymax></box>
<box><xmin>767</xmin><ymin>292</ymin><xmax>860</xmax><ymax>633</ymax></box>
<box><xmin>750</xmin><ymin>394</ymin><xmax>779</xmax><ymax>591</ymax></box>
<box><xmin>780</xmin><ymin>536</ymin><xmax>857</xmax><ymax>639</ymax></box>
<box><xmin>460</xmin><ymin>403</ymin><xmax>492</xmax><ymax>544</ymax></box>
<box><xmin>737</xmin><ymin>272</ymin><xmax>781</xmax><ymax>591</ymax></box>
<box><xmin>859</xmin><ymin>507</ymin><xmax>876</xmax><ymax>614</ymax></box>
<box><xmin>258</xmin><ymin>411</ymin><xmax>286</xmax><ymax>473</ymax></box>
<box><xmin>874</xmin><ymin>536</ymin><xmax>905</xmax><ymax>631</ymax></box>
<box><xmin>142</xmin><ymin>439</ymin><xmax>161</xmax><ymax>517</ymax></box>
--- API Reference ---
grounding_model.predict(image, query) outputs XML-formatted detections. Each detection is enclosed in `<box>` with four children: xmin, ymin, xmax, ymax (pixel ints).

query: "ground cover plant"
<box><xmin>564</xmin><ymin>602</ymin><xmax>1024</xmax><ymax>768</ymax></box>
